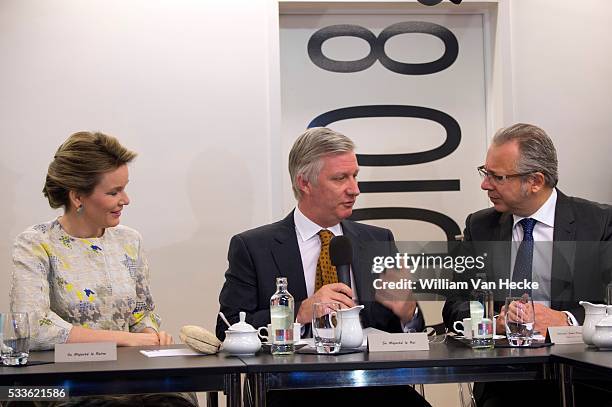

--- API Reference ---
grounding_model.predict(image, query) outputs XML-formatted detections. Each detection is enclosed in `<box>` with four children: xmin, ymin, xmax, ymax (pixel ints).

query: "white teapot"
<box><xmin>222</xmin><ymin>311</ymin><xmax>261</xmax><ymax>355</ymax></box>
<box><xmin>338</xmin><ymin>305</ymin><xmax>364</xmax><ymax>348</ymax></box>
<box><xmin>579</xmin><ymin>301</ymin><xmax>608</xmax><ymax>346</ymax></box>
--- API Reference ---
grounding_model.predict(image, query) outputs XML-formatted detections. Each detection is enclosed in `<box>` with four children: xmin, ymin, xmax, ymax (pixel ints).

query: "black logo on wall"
<box><xmin>308</xmin><ymin>22</ymin><xmax>458</xmax><ymax>75</ymax></box>
<box><xmin>418</xmin><ymin>0</ymin><xmax>462</xmax><ymax>5</ymax></box>
<box><xmin>307</xmin><ymin>21</ymin><xmax>462</xmax><ymax>241</ymax></box>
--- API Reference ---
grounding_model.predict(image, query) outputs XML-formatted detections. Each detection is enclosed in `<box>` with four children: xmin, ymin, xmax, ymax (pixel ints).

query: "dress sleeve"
<box><xmin>128</xmin><ymin>236</ymin><xmax>162</xmax><ymax>333</ymax></box>
<box><xmin>10</xmin><ymin>230</ymin><xmax>74</xmax><ymax>351</ymax></box>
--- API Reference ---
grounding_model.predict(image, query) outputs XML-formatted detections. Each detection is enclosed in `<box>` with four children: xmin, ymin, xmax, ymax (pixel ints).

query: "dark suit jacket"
<box><xmin>443</xmin><ymin>189</ymin><xmax>612</xmax><ymax>329</ymax></box>
<box><xmin>217</xmin><ymin>212</ymin><xmax>424</xmax><ymax>340</ymax></box>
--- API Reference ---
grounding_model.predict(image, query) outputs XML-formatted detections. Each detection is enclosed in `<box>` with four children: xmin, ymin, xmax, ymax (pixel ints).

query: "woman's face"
<box><xmin>79</xmin><ymin>165</ymin><xmax>130</xmax><ymax>230</ymax></box>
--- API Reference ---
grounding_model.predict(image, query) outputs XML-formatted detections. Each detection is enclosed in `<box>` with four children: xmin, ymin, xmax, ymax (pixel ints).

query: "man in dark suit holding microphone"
<box><xmin>217</xmin><ymin>127</ymin><xmax>428</xmax><ymax>406</ymax></box>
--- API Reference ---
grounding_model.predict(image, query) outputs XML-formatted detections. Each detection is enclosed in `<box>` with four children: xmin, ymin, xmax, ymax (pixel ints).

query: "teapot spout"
<box><xmin>338</xmin><ymin>304</ymin><xmax>364</xmax><ymax>317</ymax></box>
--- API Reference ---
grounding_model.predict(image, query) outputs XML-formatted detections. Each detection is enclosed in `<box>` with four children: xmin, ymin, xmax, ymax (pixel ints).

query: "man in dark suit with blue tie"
<box><xmin>217</xmin><ymin>127</ymin><xmax>429</xmax><ymax>406</ymax></box>
<box><xmin>443</xmin><ymin>123</ymin><xmax>612</xmax><ymax>407</ymax></box>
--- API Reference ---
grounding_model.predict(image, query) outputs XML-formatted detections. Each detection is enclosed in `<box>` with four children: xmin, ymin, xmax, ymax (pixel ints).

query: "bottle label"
<box><xmin>274</xmin><ymin>329</ymin><xmax>294</xmax><ymax>343</ymax></box>
<box><xmin>475</xmin><ymin>318</ymin><xmax>493</xmax><ymax>338</ymax></box>
<box><xmin>270</xmin><ymin>305</ymin><xmax>293</xmax><ymax>344</ymax></box>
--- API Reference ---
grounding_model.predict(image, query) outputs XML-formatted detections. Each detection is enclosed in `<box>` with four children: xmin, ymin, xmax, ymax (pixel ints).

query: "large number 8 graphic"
<box><xmin>307</xmin><ymin>21</ymin><xmax>459</xmax><ymax>75</ymax></box>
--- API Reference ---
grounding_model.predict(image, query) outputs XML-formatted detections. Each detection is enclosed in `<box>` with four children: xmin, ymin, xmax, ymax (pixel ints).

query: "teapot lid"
<box><xmin>227</xmin><ymin>312</ymin><xmax>256</xmax><ymax>332</ymax></box>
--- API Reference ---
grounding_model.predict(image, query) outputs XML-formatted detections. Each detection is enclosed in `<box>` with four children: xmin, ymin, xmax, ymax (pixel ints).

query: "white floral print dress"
<box><xmin>10</xmin><ymin>219</ymin><xmax>161</xmax><ymax>350</ymax></box>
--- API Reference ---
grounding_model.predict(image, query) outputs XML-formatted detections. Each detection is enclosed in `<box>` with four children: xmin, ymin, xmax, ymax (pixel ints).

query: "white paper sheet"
<box><xmin>140</xmin><ymin>348</ymin><xmax>204</xmax><ymax>357</ymax></box>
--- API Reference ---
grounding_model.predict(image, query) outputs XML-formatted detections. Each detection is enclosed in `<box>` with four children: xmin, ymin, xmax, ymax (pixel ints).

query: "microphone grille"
<box><xmin>329</xmin><ymin>235</ymin><xmax>353</xmax><ymax>266</ymax></box>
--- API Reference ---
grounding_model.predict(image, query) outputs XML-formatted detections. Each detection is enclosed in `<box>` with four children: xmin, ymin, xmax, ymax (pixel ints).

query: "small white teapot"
<box><xmin>222</xmin><ymin>311</ymin><xmax>261</xmax><ymax>355</ymax></box>
<box><xmin>338</xmin><ymin>305</ymin><xmax>364</xmax><ymax>348</ymax></box>
<box><xmin>592</xmin><ymin>305</ymin><xmax>612</xmax><ymax>350</ymax></box>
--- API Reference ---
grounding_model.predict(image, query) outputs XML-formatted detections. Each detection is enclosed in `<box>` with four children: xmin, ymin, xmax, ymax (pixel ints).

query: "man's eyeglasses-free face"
<box><xmin>477</xmin><ymin>165</ymin><xmax>532</xmax><ymax>184</ymax></box>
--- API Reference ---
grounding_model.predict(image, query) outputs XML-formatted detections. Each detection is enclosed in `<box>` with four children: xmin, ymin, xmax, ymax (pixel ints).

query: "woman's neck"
<box><xmin>59</xmin><ymin>212</ymin><xmax>104</xmax><ymax>238</ymax></box>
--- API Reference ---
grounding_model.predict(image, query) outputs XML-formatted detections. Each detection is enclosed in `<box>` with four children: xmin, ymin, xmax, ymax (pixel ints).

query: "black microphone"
<box><xmin>330</xmin><ymin>235</ymin><xmax>353</xmax><ymax>288</ymax></box>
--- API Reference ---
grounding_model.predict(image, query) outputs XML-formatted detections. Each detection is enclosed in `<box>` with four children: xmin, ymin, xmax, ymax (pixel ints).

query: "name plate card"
<box><xmin>55</xmin><ymin>342</ymin><xmax>117</xmax><ymax>363</ymax></box>
<box><xmin>368</xmin><ymin>333</ymin><xmax>429</xmax><ymax>352</ymax></box>
<box><xmin>548</xmin><ymin>326</ymin><xmax>584</xmax><ymax>345</ymax></box>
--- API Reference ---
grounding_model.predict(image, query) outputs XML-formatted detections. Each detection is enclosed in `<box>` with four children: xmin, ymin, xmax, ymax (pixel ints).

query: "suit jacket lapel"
<box><xmin>552</xmin><ymin>190</ymin><xmax>576</xmax><ymax>304</ymax></box>
<box><xmin>553</xmin><ymin>190</ymin><xmax>576</xmax><ymax>241</ymax></box>
<box><xmin>340</xmin><ymin>220</ymin><xmax>362</xmax><ymax>277</ymax></box>
<box><xmin>493</xmin><ymin>213</ymin><xmax>513</xmax><ymax>288</ymax></box>
<box><xmin>270</xmin><ymin>212</ymin><xmax>308</xmax><ymax>301</ymax></box>
<box><xmin>340</xmin><ymin>220</ymin><xmax>365</xmax><ymax>297</ymax></box>
<box><xmin>497</xmin><ymin>212</ymin><xmax>513</xmax><ymax>241</ymax></box>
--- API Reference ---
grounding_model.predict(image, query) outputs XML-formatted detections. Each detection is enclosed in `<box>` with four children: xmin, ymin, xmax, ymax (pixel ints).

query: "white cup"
<box><xmin>258</xmin><ymin>322</ymin><xmax>301</xmax><ymax>344</ymax></box>
<box><xmin>453</xmin><ymin>317</ymin><xmax>472</xmax><ymax>339</ymax></box>
<box><xmin>492</xmin><ymin>315</ymin><xmax>497</xmax><ymax>337</ymax></box>
<box><xmin>293</xmin><ymin>322</ymin><xmax>302</xmax><ymax>343</ymax></box>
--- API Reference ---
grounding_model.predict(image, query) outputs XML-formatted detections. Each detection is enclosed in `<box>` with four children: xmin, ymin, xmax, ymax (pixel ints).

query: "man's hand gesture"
<box><xmin>296</xmin><ymin>283</ymin><xmax>355</xmax><ymax>324</ymax></box>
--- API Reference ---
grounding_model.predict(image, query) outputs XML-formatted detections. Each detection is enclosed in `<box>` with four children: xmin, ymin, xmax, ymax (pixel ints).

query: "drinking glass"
<box><xmin>312</xmin><ymin>302</ymin><xmax>342</xmax><ymax>354</ymax></box>
<box><xmin>504</xmin><ymin>295</ymin><xmax>535</xmax><ymax>346</ymax></box>
<box><xmin>1</xmin><ymin>312</ymin><xmax>30</xmax><ymax>366</ymax></box>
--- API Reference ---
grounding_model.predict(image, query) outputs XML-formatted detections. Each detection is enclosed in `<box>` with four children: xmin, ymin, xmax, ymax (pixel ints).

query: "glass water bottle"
<box><xmin>270</xmin><ymin>277</ymin><xmax>295</xmax><ymax>355</ymax></box>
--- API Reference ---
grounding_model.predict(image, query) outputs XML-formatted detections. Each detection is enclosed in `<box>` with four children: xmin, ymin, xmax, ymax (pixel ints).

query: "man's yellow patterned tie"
<box><xmin>315</xmin><ymin>230</ymin><xmax>338</xmax><ymax>291</ymax></box>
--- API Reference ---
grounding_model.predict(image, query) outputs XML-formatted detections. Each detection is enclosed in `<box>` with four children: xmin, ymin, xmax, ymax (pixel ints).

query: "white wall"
<box><xmin>0</xmin><ymin>0</ymin><xmax>279</xmax><ymax>336</ymax></box>
<box><xmin>509</xmin><ymin>0</ymin><xmax>612</xmax><ymax>204</ymax></box>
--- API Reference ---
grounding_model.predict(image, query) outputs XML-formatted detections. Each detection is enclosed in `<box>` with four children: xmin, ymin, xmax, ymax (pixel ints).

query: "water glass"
<box><xmin>504</xmin><ymin>295</ymin><xmax>535</xmax><ymax>346</ymax></box>
<box><xmin>1</xmin><ymin>312</ymin><xmax>30</xmax><ymax>366</ymax></box>
<box><xmin>312</xmin><ymin>302</ymin><xmax>342</xmax><ymax>354</ymax></box>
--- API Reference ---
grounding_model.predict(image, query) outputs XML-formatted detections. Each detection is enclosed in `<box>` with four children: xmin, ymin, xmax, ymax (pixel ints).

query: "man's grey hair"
<box><xmin>492</xmin><ymin>123</ymin><xmax>558</xmax><ymax>188</ymax></box>
<box><xmin>289</xmin><ymin>127</ymin><xmax>355</xmax><ymax>200</ymax></box>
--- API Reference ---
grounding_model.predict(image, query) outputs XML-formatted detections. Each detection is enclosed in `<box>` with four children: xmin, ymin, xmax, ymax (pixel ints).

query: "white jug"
<box><xmin>579</xmin><ymin>301</ymin><xmax>608</xmax><ymax>346</ymax></box>
<box><xmin>338</xmin><ymin>305</ymin><xmax>364</xmax><ymax>348</ymax></box>
<box><xmin>592</xmin><ymin>307</ymin><xmax>612</xmax><ymax>350</ymax></box>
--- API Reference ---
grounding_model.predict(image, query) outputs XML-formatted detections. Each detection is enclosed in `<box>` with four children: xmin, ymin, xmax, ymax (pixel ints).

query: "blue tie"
<box><xmin>512</xmin><ymin>218</ymin><xmax>537</xmax><ymax>296</ymax></box>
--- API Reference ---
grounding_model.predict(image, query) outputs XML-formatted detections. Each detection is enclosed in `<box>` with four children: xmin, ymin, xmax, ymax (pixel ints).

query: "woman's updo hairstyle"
<box><xmin>43</xmin><ymin>131</ymin><xmax>137</xmax><ymax>209</ymax></box>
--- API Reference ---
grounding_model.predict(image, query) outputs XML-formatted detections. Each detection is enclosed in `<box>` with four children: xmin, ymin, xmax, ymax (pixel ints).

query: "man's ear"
<box><xmin>296</xmin><ymin>175</ymin><xmax>311</xmax><ymax>197</ymax></box>
<box><xmin>529</xmin><ymin>172</ymin><xmax>547</xmax><ymax>193</ymax></box>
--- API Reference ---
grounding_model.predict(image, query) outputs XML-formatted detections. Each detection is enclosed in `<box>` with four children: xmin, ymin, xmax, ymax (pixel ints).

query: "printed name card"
<box><xmin>368</xmin><ymin>333</ymin><xmax>429</xmax><ymax>352</ymax></box>
<box><xmin>548</xmin><ymin>326</ymin><xmax>584</xmax><ymax>345</ymax></box>
<box><xmin>55</xmin><ymin>342</ymin><xmax>117</xmax><ymax>363</ymax></box>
